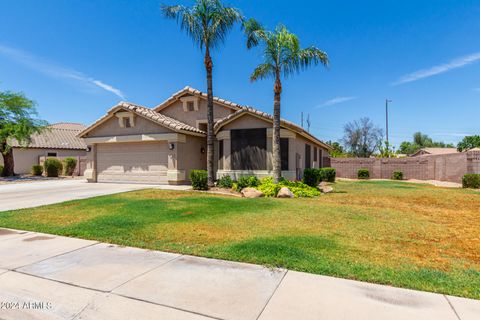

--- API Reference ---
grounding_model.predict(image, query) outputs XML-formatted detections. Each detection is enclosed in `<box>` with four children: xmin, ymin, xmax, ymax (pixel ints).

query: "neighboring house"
<box><xmin>410</xmin><ymin>148</ymin><xmax>459</xmax><ymax>157</ymax></box>
<box><xmin>79</xmin><ymin>86</ymin><xmax>332</xmax><ymax>185</ymax></box>
<box><xmin>0</xmin><ymin>123</ymin><xmax>88</xmax><ymax>174</ymax></box>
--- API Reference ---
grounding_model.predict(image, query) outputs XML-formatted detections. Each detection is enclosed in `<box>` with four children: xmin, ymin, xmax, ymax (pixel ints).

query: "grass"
<box><xmin>1</xmin><ymin>180</ymin><xmax>479</xmax><ymax>299</ymax></box>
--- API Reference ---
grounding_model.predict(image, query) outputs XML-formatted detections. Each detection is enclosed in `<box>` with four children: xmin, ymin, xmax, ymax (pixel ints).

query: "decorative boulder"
<box><xmin>318</xmin><ymin>181</ymin><xmax>329</xmax><ymax>188</ymax></box>
<box><xmin>320</xmin><ymin>186</ymin><xmax>333</xmax><ymax>193</ymax></box>
<box><xmin>241</xmin><ymin>187</ymin><xmax>264</xmax><ymax>198</ymax></box>
<box><xmin>277</xmin><ymin>187</ymin><xmax>294</xmax><ymax>198</ymax></box>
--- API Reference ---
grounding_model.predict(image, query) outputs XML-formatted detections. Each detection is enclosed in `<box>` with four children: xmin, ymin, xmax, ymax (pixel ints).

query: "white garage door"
<box><xmin>97</xmin><ymin>142</ymin><xmax>168</xmax><ymax>184</ymax></box>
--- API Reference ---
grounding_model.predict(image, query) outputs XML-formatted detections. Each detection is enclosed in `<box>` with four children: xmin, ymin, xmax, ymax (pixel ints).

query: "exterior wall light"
<box><xmin>169</xmin><ymin>143</ymin><xmax>175</xmax><ymax>150</ymax></box>
<box><xmin>201</xmin><ymin>147</ymin><xmax>206</xmax><ymax>154</ymax></box>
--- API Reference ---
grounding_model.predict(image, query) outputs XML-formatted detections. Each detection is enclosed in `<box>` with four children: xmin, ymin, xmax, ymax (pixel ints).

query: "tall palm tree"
<box><xmin>162</xmin><ymin>0</ymin><xmax>243</xmax><ymax>187</ymax></box>
<box><xmin>245</xmin><ymin>22</ymin><xmax>329</xmax><ymax>182</ymax></box>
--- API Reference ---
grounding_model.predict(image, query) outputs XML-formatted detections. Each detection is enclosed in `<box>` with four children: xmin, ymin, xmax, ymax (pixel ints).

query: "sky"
<box><xmin>1</xmin><ymin>0</ymin><xmax>479</xmax><ymax>149</ymax></box>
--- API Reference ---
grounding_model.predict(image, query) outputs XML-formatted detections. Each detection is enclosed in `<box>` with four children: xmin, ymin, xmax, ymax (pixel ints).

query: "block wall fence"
<box><xmin>329</xmin><ymin>151</ymin><xmax>480</xmax><ymax>183</ymax></box>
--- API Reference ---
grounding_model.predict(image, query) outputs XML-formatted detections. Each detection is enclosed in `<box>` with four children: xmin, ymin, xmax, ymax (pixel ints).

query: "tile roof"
<box><xmin>78</xmin><ymin>102</ymin><xmax>206</xmax><ymax>137</ymax></box>
<box><xmin>154</xmin><ymin>86</ymin><xmax>242</xmax><ymax>111</ymax></box>
<box><xmin>414</xmin><ymin>148</ymin><xmax>459</xmax><ymax>156</ymax></box>
<box><xmin>10</xmin><ymin>123</ymin><xmax>87</xmax><ymax>150</ymax></box>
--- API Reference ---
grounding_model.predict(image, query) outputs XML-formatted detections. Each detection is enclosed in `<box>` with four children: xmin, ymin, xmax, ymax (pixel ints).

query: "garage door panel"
<box><xmin>97</xmin><ymin>142</ymin><xmax>168</xmax><ymax>184</ymax></box>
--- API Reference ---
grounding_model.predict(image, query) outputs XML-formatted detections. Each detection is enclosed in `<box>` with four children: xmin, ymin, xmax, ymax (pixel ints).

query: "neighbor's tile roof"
<box><xmin>417</xmin><ymin>148</ymin><xmax>459</xmax><ymax>155</ymax></box>
<box><xmin>10</xmin><ymin>123</ymin><xmax>87</xmax><ymax>150</ymax></box>
<box><xmin>78</xmin><ymin>102</ymin><xmax>206</xmax><ymax>137</ymax></box>
<box><xmin>154</xmin><ymin>86</ymin><xmax>242</xmax><ymax>111</ymax></box>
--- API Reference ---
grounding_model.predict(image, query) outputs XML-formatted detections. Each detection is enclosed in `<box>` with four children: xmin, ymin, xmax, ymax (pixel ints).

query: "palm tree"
<box><xmin>162</xmin><ymin>0</ymin><xmax>243</xmax><ymax>187</ymax></box>
<box><xmin>245</xmin><ymin>22</ymin><xmax>329</xmax><ymax>182</ymax></box>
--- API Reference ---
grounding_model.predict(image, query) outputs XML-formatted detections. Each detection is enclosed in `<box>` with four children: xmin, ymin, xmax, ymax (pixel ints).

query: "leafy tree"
<box><xmin>378</xmin><ymin>141</ymin><xmax>396</xmax><ymax>158</ymax></box>
<box><xmin>0</xmin><ymin>90</ymin><xmax>46</xmax><ymax>176</ymax></box>
<box><xmin>342</xmin><ymin>117</ymin><xmax>383</xmax><ymax>158</ymax></box>
<box><xmin>325</xmin><ymin>140</ymin><xmax>345</xmax><ymax>157</ymax></box>
<box><xmin>457</xmin><ymin>135</ymin><xmax>480</xmax><ymax>151</ymax></box>
<box><xmin>162</xmin><ymin>0</ymin><xmax>243</xmax><ymax>186</ymax></box>
<box><xmin>245</xmin><ymin>22</ymin><xmax>328</xmax><ymax>182</ymax></box>
<box><xmin>398</xmin><ymin>132</ymin><xmax>454</xmax><ymax>155</ymax></box>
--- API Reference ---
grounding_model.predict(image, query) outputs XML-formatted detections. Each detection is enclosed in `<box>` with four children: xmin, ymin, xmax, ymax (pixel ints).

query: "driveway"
<box><xmin>0</xmin><ymin>179</ymin><xmax>190</xmax><ymax>212</ymax></box>
<box><xmin>0</xmin><ymin>228</ymin><xmax>478</xmax><ymax>320</ymax></box>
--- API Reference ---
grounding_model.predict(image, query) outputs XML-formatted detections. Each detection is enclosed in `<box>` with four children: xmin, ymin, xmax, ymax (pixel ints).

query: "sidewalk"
<box><xmin>0</xmin><ymin>228</ymin><xmax>478</xmax><ymax>320</ymax></box>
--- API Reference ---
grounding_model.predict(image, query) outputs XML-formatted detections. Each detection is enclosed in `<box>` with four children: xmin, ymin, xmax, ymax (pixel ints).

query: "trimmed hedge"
<box><xmin>217</xmin><ymin>175</ymin><xmax>233</xmax><ymax>188</ymax></box>
<box><xmin>32</xmin><ymin>165</ymin><xmax>43</xmax><ymax>176</ymax></box>
<box><xmin>358</xmin><ymin>168</ymin><xmax>370</xmax><ymax>179</ymax></box>
<box><xmin>320</xmin><ymin>167</ymin><xmax>336</xmax><ymax>183</ymax></box>
<box><xmin>44</xmin><ymin>158</ymin><xmax>63</xmax><ymax>177</ymax></box>
<box><xmin>236</xmin><ymin>175</ymin><xmax>260</xmax><ymax>191</ymax></box>
<box><xmin>392</xmin><ymin>170</ymin><xmax>403</xmax><ymax>180</ymax></box>
<box><xmin>190</xmin><ymin>170</ymin><xmax>208</xmax><ymax>190</ymax></box>
<box><xmin>63</xmin><ymin>157</ymin><xmax>77</xmax><ymax>176</ymax></box>
<box><xmin>303</xmin><ymin>168</ymin><xmax>321</xmax><ymax>187</ymax></box>
<box><xmin>0</xmin><ymin>165</ymin><xmax>3</xmax><ymax>176</ymax></box>
<box><xmin>462</xmin><ymin>174</ymin><xmax>480</xmax><ymax>189</ymax></box>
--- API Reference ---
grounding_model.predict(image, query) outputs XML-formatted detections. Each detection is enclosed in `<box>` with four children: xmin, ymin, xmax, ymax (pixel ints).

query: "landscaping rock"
<box><xmin>276</xmin><ymin>187</ymin><xmax>294</xmax><ymax>198</ymax></box>
<box><xmin>318</xmin><ymin>181</ymin><xmax>329</xmax><ymax>188</ymax></box>
<box><xmin>319</xmin><ymin>186</ymin><xmax>333</xmax><ymax>193</ymax></box>
<box><xmin>241</xmin><ymin>187</ymin><xmax>264</xmax><ymax>198</ymax></box>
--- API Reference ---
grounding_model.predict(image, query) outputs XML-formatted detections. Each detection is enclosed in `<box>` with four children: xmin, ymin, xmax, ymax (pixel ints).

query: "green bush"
<box><xmin>217</xmin><ymin>175</ymin><xmax>233</xmax><ymax>188</ymax></box>
<box><xmin>392</xmin><ymin>170</ymin><xmax>403</xmax><ymax>180</ymax></box>
<box><xmin>462</xmin><ymin>174</ymin><xmax>480</xmax><ymax>189</ymax></box>
<box><xmin>257</xmin><ymin>177</ymin><xmax>281</xmax><ymax>197</ymax></box>
<box><xmin>0</xmin><ymin>165</ymin><xmax>3</xmax><ymax>176</ymax></box>
<box><xmin>320</xmin><ymin>167</ymin><xmax>336</xmax><ymax>182</ymax></box>
<box><xmin>190</xmin><ymin>170</ymin><xmax>208</xmax><ymax>190</ymax></box>
<box><xmin>358</xmin><ymin>168</ymin><xmax>370</xmax><ymax>179</ymax></box>
<box><xmin>63</xmin><ymin>157</ymin><xmax>77</xmax><ymax>176</ymax></box>
<box><xmin>31</xmin><ymin>165</ymin><xmax>43</xmax><ymax>176</ymax></box>
<box><xmin>303</xmin><ymin>168</ymin><xmax>321</xmax><ymax>187</ymax></box>
<box><xmin>236</xmin><ymin>175</ymin><xmax>260</xmax><ymax>191</ymax></box>
<box><xmin>279</xmin><ymin>179</ymin><xmax>321</xmax><ymax>197</ymax></box>
<box><xmin>44</xmin><ymin>158</ymin><xmax>63</xmax><ymax>177</ymax></box>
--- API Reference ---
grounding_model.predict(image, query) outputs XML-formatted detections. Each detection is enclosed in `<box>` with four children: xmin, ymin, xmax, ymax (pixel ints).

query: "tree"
<box><xmin>0</xmin><ymin>90</ymin><xmax>46</xmax><ymax>176</ymax></box>
<box><xmin>245</xmin><ymin>22</ymin><xmax>328</xmax><ymax>182</ymax></box>
<box><xmin>162</xmin><ymin>0</ymin><xmax>243</xmax><ymax>186</ymax></box>
<box><xmin>342</xmin><ymin>117</ymin><xmax>383</xmax><ymax>158</ymax></box>
<box><xmin>398</xmin><ymin>132</ymin><xmax>454</xmax><ymax>155</ymax></box>
<box><xmin>457</xmin><ymin>135</ymin><xmax>480</xmax><ymax>151</ymax></box>
<box><xmin>325</xmin><ymin>140</ymin><xmax>345</xmax><ymax>157</ymax></box>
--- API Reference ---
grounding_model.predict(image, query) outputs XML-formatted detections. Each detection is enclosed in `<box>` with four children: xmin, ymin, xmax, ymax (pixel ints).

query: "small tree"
<box><xmin>457</xmin><ymin>135</ymin><xmax>480</xmax><ymax>152</ymax></box>
<box><xmin>342</xmin><ymin>117</ymin><xmax>383</xmax><ymax>158</ymax></box>
<box><xmin>0</xmin><ymin>90</ymin><xmax>46</xmax><ymax>176</ymax></box>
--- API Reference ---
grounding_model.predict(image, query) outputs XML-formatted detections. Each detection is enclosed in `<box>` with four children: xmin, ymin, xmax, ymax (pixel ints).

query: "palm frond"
<box><xmin>244</xmin><ymin>18</ymin><xmax>267</xmax><ymax>49</ymax></box>
<box><xmin>250</xmin><ymin>63</ymin><xmax>275</xmax><ymax>82</ymax></box>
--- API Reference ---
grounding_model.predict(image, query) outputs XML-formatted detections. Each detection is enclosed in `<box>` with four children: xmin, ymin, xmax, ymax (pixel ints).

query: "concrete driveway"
<box><xmin>0</xmin><ymin>228</ymin><xmax>478</xmax><ymax>320</ymax></box>
<box><xmin>0</xmin><ymin>179</ymin><xmax>190</xmax><ymax>212</ymax></box>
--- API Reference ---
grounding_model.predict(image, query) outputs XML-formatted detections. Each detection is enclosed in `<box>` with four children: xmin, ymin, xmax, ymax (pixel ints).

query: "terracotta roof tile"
<box><xmin>10</xmin><ymin>123</ymin><xmax>87</xmax><ymax>150</ymax></box>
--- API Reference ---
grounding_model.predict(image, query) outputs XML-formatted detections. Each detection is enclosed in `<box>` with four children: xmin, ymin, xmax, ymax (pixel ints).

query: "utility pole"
<box><xmin>385</xmin><ymin>99</ymin><xmax>392</xmax><ymax>145</ymax></box>
<box><xmin>306</xmin><ymin>114</ymin><xmax>311</xmax><ymax>132</ymax></box>
<box><xmin>301</xmin><ymin>112</ymin><xmax>304</xmax><ymax>128</ymax></box>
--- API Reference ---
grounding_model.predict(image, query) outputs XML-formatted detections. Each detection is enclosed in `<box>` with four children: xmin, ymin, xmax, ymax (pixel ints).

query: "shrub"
<box><xmin>0</xmin><ymin>165</ymin><xmax>3</xmax><ymax>176</ymax></box>
<box><xmin>44</xmin><ymin>158</ymin><xmax>63</xmax><ymax>177</ymax></box>
<box><xmin>63</xmin><ymin>157</ymin><xmax>77</xmax><ymax>176</ymax></box>
<box><xmin>217</xmin><ymin>175</ymin><xmax>233</xmax><ymax>189</ymax></box>
<box><xmin>190</xmin><ymin>170</ymin><xmax>208</xmax><ymax>190</ymax></box>
<box><xmin>31</xmin><ymin>165</ymin><xmax>43</xmax><ymax>176</ymax></box>
<box><xmin>303</xmin><ymin>168</ymin><xmax>321</xmax><ymax>187</ymax></box>
<box><xmin>279</xmin><ymin>179</ymin><xmax>320</xmax><ymax>197</ymax></box>
<box><xmin>257</xmin><ymin>177</ymin><xmax>281</xmax><ymax>197</ymax></box>
<box><xmin>236</xmin><ymin>175</ymin><xmax>260</xmax><ymax>191</ymax></box>
<box><xmin>392</xmin><ymin>170</ymin><xmax>403</xmax><ymax>180</ymax></box>
<box><xmin>358</xmin><ymin>168</ymin><xmax>370</xmax><ymax>179</ymax></box>
<box><xmin>320</xmin><ymin>167</ymin><xmax>336</xmax><ymax>183</ymax></box>
<box><xmin>462</xmin><ymin>174</ymin><xmax>480</xmax><ymax>189</ymax></box>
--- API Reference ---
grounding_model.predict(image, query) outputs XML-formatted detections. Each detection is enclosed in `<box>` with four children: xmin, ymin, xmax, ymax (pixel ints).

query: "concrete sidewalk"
<box><xmin>0</xmin><ymin>228</ymin><xmax>478</xmax><ymax>320</ymax></box>
<box><xmin>0</xmin><ymin>180</ymin><xmax>191</xmax><ymax>212</ymax></box>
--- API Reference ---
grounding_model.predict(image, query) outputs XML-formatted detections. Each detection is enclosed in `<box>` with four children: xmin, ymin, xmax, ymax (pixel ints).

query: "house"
<box><xmin>410</xmin><ymin>148</ymin><xmax>459</xmax><ymax>157</ymax></box>
<box><xmin>0</xmin><ymin>123</ymin><xmax>88</xmax><ymax>174</ymax></box>
<box><xmin>78</xmin><ymin>87</ymin><xmax>332</xmax><ymax>185</ymax></box>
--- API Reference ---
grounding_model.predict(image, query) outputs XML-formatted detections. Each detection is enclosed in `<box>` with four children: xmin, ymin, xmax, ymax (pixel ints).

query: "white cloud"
<box><xmin>315</xmin><ymin>96</ymin><xmax>357</xmax><ymax>108</ymax></box>
<box><xmin>392</xmin><ymin>52</ymin><xmax>480</xmax><ymax>85</ymax></box>
<box><xmin>0</xmin><ymin>44</ymin><xmax>125</xmax><ymax>99</ymax></box>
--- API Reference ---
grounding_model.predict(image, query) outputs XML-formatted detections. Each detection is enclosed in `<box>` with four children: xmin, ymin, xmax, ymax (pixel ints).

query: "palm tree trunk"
<box><xmin>272</xmin><ymin>75</ymin><xmax>282</xmax><ymax>183</ymax></box>
<box><xmin>0</xmin><ymin>142</ymin><xmax>14</xmax><ymax>176</ymax></box>
<box><xmin>204</xmin><ymin>48</ymin><xmax>215</xmax><ymax>187</ymax></box>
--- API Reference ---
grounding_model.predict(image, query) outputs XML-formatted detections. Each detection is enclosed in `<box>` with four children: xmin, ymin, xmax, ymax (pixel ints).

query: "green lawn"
<box><xmin>1</xmin><ymin>180</ymin><xmax>479</xmax><ymax>299</ymax></box>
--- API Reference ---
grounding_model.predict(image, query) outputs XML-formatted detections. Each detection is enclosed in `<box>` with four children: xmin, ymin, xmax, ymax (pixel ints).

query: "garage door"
<box><xmin>97</xmin><ymin>142</ymin><xmax>168</xmax><ymax>184</ymax></box>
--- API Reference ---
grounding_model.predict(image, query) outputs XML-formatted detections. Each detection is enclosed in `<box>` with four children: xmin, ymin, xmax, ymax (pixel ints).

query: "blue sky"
<box><xmin>1</xmin><ymin>0</ymin><xmax>479</xmax><ymax>148</ymax></box>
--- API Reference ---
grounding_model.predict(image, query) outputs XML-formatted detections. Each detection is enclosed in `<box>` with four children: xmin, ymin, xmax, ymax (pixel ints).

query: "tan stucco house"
<box><xmin>0</xmin><ymin>123</ymin><xmax>88</xmax><ymax>174</ymax></box>
<box><xmin>79</xmin><ymin>87</ymin><xmax>332</xmax><ymax>184</ymax></box>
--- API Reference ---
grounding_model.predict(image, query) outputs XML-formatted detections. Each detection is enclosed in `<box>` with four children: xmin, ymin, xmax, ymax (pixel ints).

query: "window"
<box><xmin>281</xmin><ymin>138</ymin><xmax>289</xmax><ymax>171</ymax></box>
<box><xmin>231</xmin><ymin>128</ymin><xmax>267</xmax><ymax>170</ymax></box>
<box><xmin>187</xmin><ymin>101</ymin><xmax>195</xmax><ymax>112</ymax></box>
<box><xmin>305</xmin><ymin>144</ymin><xmax>311</xmax><ymax>169</ymax></box>
<box><xmin>47</xmin><ymin>152</ymin><xmax>57</xmax><ymax>157</ymax></box>
<box><xmin>314</xmin><ymin>147</ymin><xmax>318</xmax><ymax>162</ymax></box>
<box><xmin>123</xmin><ymin>117</ymin><xmax>131</xmax><ymax>128</ymax></box>
<box><xmin>219</xmin><ymin>140</ymin><xmax>224</xmax><ymax>170</ymax></box>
